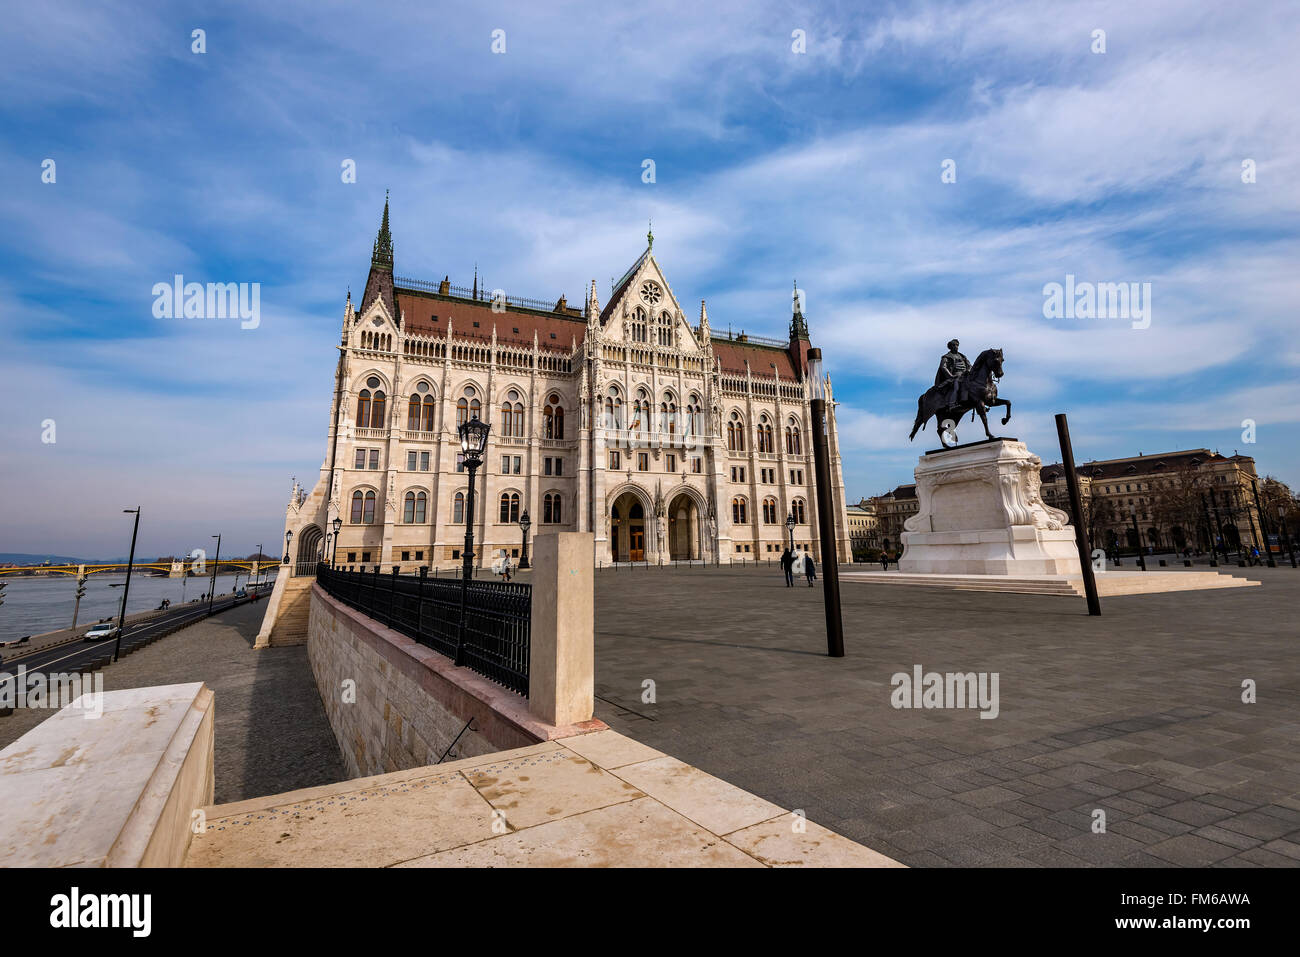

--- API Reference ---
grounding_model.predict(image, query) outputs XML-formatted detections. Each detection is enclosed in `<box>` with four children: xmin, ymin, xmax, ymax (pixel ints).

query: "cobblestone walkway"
<box><xmin>592</xmin><ymin>564</ymin><xmax>1300</xmax><ymax>867</ymax></box>
<box><xmin>0</xmin><ymin>602</ymin><xmax>344</xmax><ymax>804</ymax></box>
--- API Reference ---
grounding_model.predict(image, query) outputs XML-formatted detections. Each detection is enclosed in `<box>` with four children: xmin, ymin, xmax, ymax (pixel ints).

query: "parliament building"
<box><xmin>282</xmin><ymin>199</ymin><xmax>850</xmax><ymax>571</ymax></box>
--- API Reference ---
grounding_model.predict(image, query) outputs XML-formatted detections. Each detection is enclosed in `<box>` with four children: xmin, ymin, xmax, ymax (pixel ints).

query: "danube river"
<box><xmin>0</xmin><ymin>571</ymin><xmax>277</xmax><ymax>643</ymax></box>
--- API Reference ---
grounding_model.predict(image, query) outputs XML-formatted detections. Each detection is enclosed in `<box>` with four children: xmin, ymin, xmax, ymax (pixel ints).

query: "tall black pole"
<box><xmin>807</xmin><ymin>349</ymin><xmax>844</xmax><ymax>658</ymax></box>
<box><xmin>114</xmin><ymin>507</ymin><xmax>141</xmax><ymax>662</ymax></box>
<box><xmin>1130</xmin><ymin>509</ymin><xmax>1146</xmax><ymax>571</ymax></box>
<box><xmin>457</xmin><ymin>462</ymin><xmax>478</xmax><ymax>666</ymax></box>
<box><xmin>208</xmin><ymin>534</ymin><xmax>221</xmax><ymax>616</ymax></box>
<box><xmin>1200</xmin><ymin>495</ymin><xmax>1218</xmax><ymax>567</ymax></box>
<box><xmin>1054</xmin><ymin>414</ymin><xmax>1100</xmax><ymax>615</ymax></box>
<box><xmin>1251</xmin><ymin>479</ymin><xmax>1276</xmax><ymax>567</ymax></box>
<box><xmin>1209</xmin><ymin>487</ymin><xmax>1229</xmax><ymax>564</ymax></box>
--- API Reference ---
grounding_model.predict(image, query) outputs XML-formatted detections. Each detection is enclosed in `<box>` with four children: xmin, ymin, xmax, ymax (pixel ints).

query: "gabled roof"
<box><xmin>599</xmin><ymin>246</ymin><xmax>654</xmax><ymax>325</ymax></box>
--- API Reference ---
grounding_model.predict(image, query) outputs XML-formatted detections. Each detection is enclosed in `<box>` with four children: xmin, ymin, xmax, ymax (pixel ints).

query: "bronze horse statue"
<box><xmin>909</xmin><ymin>348</ymin><xmax>1011</xmax><ymax>447</ymax></box>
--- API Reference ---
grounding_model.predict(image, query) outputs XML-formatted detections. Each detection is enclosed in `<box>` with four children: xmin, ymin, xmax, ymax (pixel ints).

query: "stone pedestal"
<box><xmin>900</xmin><ymin>439</ymin><xmax>1081</xmax><ymax>576</ymax></box>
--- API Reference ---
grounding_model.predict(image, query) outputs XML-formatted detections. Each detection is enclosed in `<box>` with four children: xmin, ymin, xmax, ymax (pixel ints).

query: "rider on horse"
<box><xmin>934</xmin><ymin>339</ymin><xmax>970</xmax><ymax>406</ymax></box>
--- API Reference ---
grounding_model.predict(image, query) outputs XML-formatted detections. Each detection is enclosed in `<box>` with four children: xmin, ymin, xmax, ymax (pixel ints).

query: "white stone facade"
<box><xmin>283</xmin><ymin>217</ymin><xmax>849</xmax><ymax>572</ymax></box>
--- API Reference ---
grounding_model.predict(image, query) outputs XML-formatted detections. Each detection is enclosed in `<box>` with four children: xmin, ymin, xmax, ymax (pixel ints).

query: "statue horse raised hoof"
<box><xmin>909</xmin><ymin>348</ymin><xmax>1011</xmax><ymax>448</ymax></box>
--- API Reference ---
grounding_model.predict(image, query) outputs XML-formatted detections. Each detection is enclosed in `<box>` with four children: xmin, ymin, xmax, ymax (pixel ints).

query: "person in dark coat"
<box><xmin>804</xmin><ymin>552</ymin><xmax>816</xmax><ymax>586</ymax></box>
<box><xmin>779</xmin><ymin>547</ymin><xmax>794</xmax><ymax>587</ymax></box>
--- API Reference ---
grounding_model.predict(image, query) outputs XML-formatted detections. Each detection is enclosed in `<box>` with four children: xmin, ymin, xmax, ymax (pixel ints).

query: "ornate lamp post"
<box><xmin>519</xmin><ymin>509</ymin><xmax>532</xmax><ymax>570</ymax></box>
<box><xmin>456</xmin><ymin>414</ymin><xmax>491</xmax><ymax>665</ymax></box>
<box><xmin>805</xmin><ymin>348</ymin><xmax>844</xmax><ymax>658</ymax></box>
<box><xmin>283</xmin><ymin>529</ymin><xmax>293</xmax><ymax>565</ymax></box>
<box><xmin>785</xmin><ymin>511</ymin><xmax>796</xmax><ymax>551</ymax></box>
<box><xmin>332</xmin><ymin>517</ymin><xmax>342</xmax><ymax>566</ymax></box>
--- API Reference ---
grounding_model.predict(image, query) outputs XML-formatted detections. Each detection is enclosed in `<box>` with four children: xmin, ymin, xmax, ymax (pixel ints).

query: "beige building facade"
<box><xmin>282</xmin><ymin>203</ymin><xmax>850</xmax><ymax>572</ymax></box>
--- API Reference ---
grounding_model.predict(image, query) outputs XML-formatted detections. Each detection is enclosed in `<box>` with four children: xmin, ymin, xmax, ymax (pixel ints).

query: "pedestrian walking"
<box><xmin>501</xmin><ymin>553</ymin><xmax>513</xmax><ymax>582</ymax></box>
<box><xmin>779</xmin><ymin>547</ymin><xmax>795</xmax><ymax>586</ymax></box>
<box><xmin>880</xmin><ymin>551</ymin><xmax>888</xmax><ymax>571</ymax></box>
<box><xmin>804</xmin><ymin>552</ymin><xmax>816</xmax><ymax>586</ymax></box>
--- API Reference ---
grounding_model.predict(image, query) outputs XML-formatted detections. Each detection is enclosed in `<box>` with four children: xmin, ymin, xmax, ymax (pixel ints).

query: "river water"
<box><xmin>0</xmin><ymin>570</ymin><xmax>279</xmax><ymax>643</ymax></box>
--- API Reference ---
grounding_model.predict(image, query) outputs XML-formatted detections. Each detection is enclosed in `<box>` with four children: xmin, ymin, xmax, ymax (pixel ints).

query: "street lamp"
<box><xmin>785</xmin><ymin>511</ymin><xmax>796</xmax><ymax>551</ymax></box>
<box><xmin>332</xmin><ymin>517</ymin><xmax>342</xmax><ymax>566</ymax></box>
<box><xmin>1278</xmin><ymin>504</ymin><xmax>1297</xmax><ymax>568</ymax></box>
<box><xmin>114</xmin><ymin>507</ymin><xmax>141</xmax><ymax>662</ymax></box>
<box><xmin>519</xmin><ymin>509</ymin><xmax>532</xmax><ymax>570</ymax></box>
<box><xmin>283</xmin><ymin>529</ymin><xmax>292</xmax><ymax>565</ymax></box>
<box><xmin>805</xmin><ymin>348</ymin><xmax>844</xmax><ymax>658</ymax></box>
<box><xmin>456</xmin><ymin>414</ymin><xmax>491</xmax><ymax>666</ymax></box>
<box><xmin>255</xmin><ymin>542</ymin><xmax>263</xmax><ymax>589</ymax></box>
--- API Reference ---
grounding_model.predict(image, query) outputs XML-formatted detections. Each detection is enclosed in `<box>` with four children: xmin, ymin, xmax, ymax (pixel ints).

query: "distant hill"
<box><xmin>0</xmin><ymin>553</ymin><xmax>89</xmax><ymax>565</ymax></box>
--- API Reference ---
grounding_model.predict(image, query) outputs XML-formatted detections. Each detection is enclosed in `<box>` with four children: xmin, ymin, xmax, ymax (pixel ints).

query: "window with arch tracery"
<box><xmin>631</xmin><ymin>389</ymin><xmax>649</xmax><ymax>433</ymax></box>
<box><xmin>732</xmin><ymin>496</ymin><xmax>747</xmax><ymax>525</ymax></box>
<box><xmin>792</xmin><ymin>498</ymin><xmax>807</xmax><ymax>524</ymax></box>
<box><xmin>453</xmin><ymin>491</ymin><xmax>465</xmax><ymax>524</ymax></box>
<box><xmin>604</xmin><ymin>388</ymin><xmax>623</xmax><ymax>429</ymax></box>
<box><xmin>630</xmin><ymin>306</ymin><xmax>648</xmax><ymax>343</ymax></box>
<box><xmin>356</xmin><ymin>376</ymin><xmax>386</xmax><ymax>428</ymax></box>
<box><xmin>499</xmin><ymin>492</ymin><xmax>520</xmax><ymax>524</ymax></box>
<box><xmin>500</xmin><ymin>389</ymin><xmax>524</xmax><ymax>437</ymax></box>
<box><xmin>543</xmin><ymin>492</ymin><xmax>562</xmax><ymax>524</ymax></box>
<box><xmin>686</xmin><ymin>397</ymin><xmax>702</xmax><ymax>435</ymax></box>
<box><xmin>757</xmin><ymin>415</ymin><xmax>774</xmax><ymax>453</ymax></box>
<box><xmin>659</xmin><ymin>394</ymin><xmax>677</xmax><ymax>434</ymax></box>
<box><xmin>351</xmin><ymin>489</ymin><xmax>376</xmax><ymax>524</ymax></box>
<box><xmin>727</xmin><ymin>411</ymin><xmax>745</xmax><ymax>452</ymax></box>
<box><xmin>658</xmin><ymin>312</ymin><xmax>673</xmax><ymax>347</ymax></box>
<box><xmin>456</xmin><ymin>387</ymin><xmax>481</xmax><ymax>427</ymax></box>
<box><xmin>786</xmin><ymin>419</ymin><xmax>802</xmax><ymax>455</ymax></box>
<box><xmin>763</xmin><ymin>498</ymin><xmax>778</xmax><ymax>524</ymax></box>
<box><xmin>543</xmin><ymin>394</ymin><xmax>564</xmax><ymax>439</ymax></box>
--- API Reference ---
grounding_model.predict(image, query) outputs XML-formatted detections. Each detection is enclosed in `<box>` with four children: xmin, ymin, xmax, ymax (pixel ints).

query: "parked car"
<box><xmin>234</xmin><ymin>589</ymin><xmax>248</xmax><ymax>599</ymax></box>
<box><xmin>83</xmin><ymin>623</ymin><xmax>120</xmax><ymax>642</ymax></box>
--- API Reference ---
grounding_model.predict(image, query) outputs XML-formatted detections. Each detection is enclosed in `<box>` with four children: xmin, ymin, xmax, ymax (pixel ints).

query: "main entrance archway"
<box><xmin>610</xmin><ymin>491</ymin><xmax>647</xmax><ymax>562</ymax></box>
<box><xmin>668</xmin><ymin>492</ymin><xmax>700</xmax><ymax>560</ymax></box>
<box><xmin>295</xmin><ymin>524</ymin><xmax>323</xmax><ymax>575</ymax></box>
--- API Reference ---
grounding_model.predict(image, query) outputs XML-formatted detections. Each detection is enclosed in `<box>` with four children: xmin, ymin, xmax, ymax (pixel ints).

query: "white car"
<box><xmin>83</xmin><ymin>623</ymin><xmax>120</xmax><ymax>642</ymax></box>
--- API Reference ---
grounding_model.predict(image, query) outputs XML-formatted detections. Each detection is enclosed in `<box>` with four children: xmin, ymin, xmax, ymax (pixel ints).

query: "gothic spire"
<box><xmin>371</xmin><ymin>190</ymin><xmax>393</xmax><ymax>270</ymax></box>
<box><xmin>790</xmin><ymin>279</ymin><xmax>809</xmax><ymax>341</ymax></box>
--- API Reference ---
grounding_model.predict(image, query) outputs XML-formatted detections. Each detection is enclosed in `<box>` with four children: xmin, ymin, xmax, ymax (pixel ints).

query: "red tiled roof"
<box><xmin>711</xmin><ymin>339</ymin><xmax>797</xmax><ymax>378</ymax></box>
<box><xmin>395</xmin><ymin>290</ymin><xmax>585</xmax><ymax>350</ymax></box>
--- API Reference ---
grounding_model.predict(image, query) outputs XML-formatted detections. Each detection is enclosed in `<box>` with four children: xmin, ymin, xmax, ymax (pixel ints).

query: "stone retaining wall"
<box><xmin>307</xmin><ymin>584</ymin><xmax>600</xmax><ymax>779</ymax></box>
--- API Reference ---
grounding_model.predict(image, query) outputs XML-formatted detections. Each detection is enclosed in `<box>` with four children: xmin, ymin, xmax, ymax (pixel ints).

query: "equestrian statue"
<box><xmin>908</xmin><ymin>339</ymin><xmax>1011</xmax><ymax>447</ymax></box>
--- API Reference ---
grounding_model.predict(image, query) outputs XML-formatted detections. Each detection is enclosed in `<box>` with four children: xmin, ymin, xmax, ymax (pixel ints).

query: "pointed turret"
<box><xmin>360</xmin><ymin>192</ymin><xmax>396</xmax><ymax>319</ymax></box>
<box><xmin>789</xmin><ymin>279</ymin><xmax>812</xmax><ymax>377</ymax></box>
<box><xmin>586</xmin><ymin>279</ymin><xmax>600</xmax><ymax>326</ymax></box>
<box><xmin>698</xmin><ymin>299</ymin><xmax>710</xmax><ymax>341</ymax></box>
<box><xmin>341</xmin><ymin>289</ymin><xmax>354</xmax><ymax>344</ymax></box>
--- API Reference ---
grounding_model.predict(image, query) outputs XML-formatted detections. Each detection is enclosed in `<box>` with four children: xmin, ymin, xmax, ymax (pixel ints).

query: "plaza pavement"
<box><xmin>591</xmin><ymin>563</ymin><xmax>1300</xmax><ymax>867</ymax></box>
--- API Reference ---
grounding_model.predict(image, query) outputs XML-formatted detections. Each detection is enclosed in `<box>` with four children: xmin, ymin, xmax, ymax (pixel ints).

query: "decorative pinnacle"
<box><xmin>647</xmin><ymin>220</ymin><xmax>653</xmax><ymax>249</ymax></box>
<box><xmin>371</xmin><ymin>190</ymin><xmax>393</xmax><ymax>269</ymax></box>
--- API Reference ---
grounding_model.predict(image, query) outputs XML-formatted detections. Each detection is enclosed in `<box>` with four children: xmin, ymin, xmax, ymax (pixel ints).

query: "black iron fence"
<box><xmin>316</xmin><ymin>564</ymin><xmax>531</xmax><ymax>697</ymax></box>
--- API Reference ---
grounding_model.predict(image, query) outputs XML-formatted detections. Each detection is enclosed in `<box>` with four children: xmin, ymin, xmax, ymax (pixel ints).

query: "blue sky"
<box><xmin>3</xmin><ymin>0</ymin><xmax>1298</xmax><ymax>558</ymax></box>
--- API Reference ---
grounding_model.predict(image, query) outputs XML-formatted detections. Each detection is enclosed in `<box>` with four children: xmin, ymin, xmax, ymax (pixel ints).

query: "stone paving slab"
<box><xmin>590</xmin><ymin>563</ymin><xmax>1300</xmax><ymax>867</ymax></box>
<box><xmin>187</xmin><ymin>730</ymin><xmax>904</xmax><ymax>868</ymax></box>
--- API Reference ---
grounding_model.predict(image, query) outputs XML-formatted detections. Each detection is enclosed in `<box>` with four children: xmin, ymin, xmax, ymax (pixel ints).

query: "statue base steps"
<box><xmin>842</xmin><ymin>570</ymin><xmax>1259</xmax><ymax>597</ymax></box>
<box><xmin>899</xmin><ymin>438</ymin><xmax>1081</xmax><ymax>577</ymax></box>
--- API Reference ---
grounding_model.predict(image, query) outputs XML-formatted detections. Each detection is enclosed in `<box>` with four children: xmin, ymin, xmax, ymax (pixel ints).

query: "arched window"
<box><xmin>457</xmin><ymin>387</ymin><xmax>481</xmax><ymax>427</ymax></box>
<box><xmin>631</xmin><ymin>307</ymin><xmax>647</xmax><ymax>343</ymax></box>
<box><xmin>792</xmin><ymin>498</ymin><xmax>806</xmax><ymax>524</ymax></box>
<box><xmin>356</xmin><ymin>387</ymin><xmax>372</xmax><ymax>428</ymax></box>
<box><xmin>604</xmin><ymin>387</ymin><xmax>623</xmax><ymax>429</ymax></box>
<box><xmin>544</xmin><ymin>492</ymin><xmax>562</xmax><ymax>524</ymax></box>
<box><xmin>631</xmin><ymin>389</ymin><xmax>649</xmax><ymax>433</ymax></box>
<box><xmin>501</xmin><ymin>389</ymin><xmax>524</xmax><ymax>437</ymax></box>
<box><xmin>728</xmin><ymin>411</ymin><xmax>745</xmax><ymax>452</ymax></box>
<box><xmin>351</xmin><ymin>490</ymin><xmax>364</xmax><ymax>524</ymax></box>
<box><xmin>544</xmin><ymin>394</ymin><xmax>564</xmax><ymax>439</ymax></box>
<box><xmin>758</xmin><ymin>415</ymin><xmax>774</xmax><ymax>453</ymax></box>
<box><xmin>453</xmin><ymin>491</ymin><xmax>465</xmax><ymax>524</ymax></box>
<box><xmin>685</xmin><ymin>397</ymin><xmax>701</xmax><ymax>435</ymax></box>
<box><xmin>414</xmin><ymin>491</ymin><xmax>426</xmax><ymax>524</ymax></box>
<box><xmin>786</xmin><ymin>419</ymin><xmax>802</xmax><ymax>455</ymax></box>
<box><xmin>499</xmin><ymin>492</ymin><xmax>520</xmax><ymax>524</ymax></box>
<box><xmin>367</xmin><ymin>390</ymin><xmax>385</xmax><ymax>429</ymax></box>
<box><xmin>763</xmin><ymin>498</ymin><xmax>778</xmax><ymax>524</ymax></box>
<box><xmin>407</xmin><ymin>395</ymin><xmax>421</xmax><ymax>431</ymax></box>
<box><xmin>732</xmin><ymin>496</ymin><xmax>747</xmax><ymax>525</ymax></box>
<box><xmin>422</xmin><ymin>394</ymin><xmax>435</xmax><ymax>431</ymax></box>
<box><xmin>658</xmin><ymin>312</ymin><xmax>673</xmax><ymax>347</ymax></box>
<box><xmin>403</xmin><ymin>491</ymin><xmax>416</xmax><ymax>523</ymax></box>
